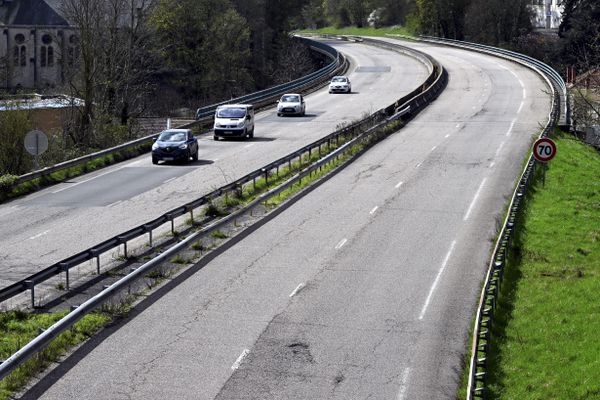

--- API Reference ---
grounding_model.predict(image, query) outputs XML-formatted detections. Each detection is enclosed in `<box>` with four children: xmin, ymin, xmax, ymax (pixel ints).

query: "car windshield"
<box><xmin>281</xmin><ymin>95</ymin><xmax>300</xmax><ymax>103</ymax></box>
<box><xmin>332</xmin><ymin>77</ymin><xmax>347</xmax><ymax>83</ymax></box>
<box><xmin>158</xmin><ymin>131</ymin><xmax>186</xmax><ymax>142</ymax></box>
<box><xmin>217</xmin><ymin>107</ymin><xmax>246</xmax><ymax>118</ymax></box>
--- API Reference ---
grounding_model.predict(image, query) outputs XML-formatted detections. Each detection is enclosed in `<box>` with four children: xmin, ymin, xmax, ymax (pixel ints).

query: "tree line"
<box><xmin>1</xmin><ymin>0</ymin><xmax>598</xmax><ymax>178</ymax></box>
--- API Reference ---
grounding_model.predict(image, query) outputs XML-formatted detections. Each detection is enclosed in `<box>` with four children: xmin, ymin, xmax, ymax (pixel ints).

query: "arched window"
<box><xmin>13</xmin><ymin>34</ymin><xmax>27</xmax><ymax>67</ymax></box>
<box><xmin>47</xmin><ymin>46</ymin><xmax>54</xmax><ymax>67</ymax></box>
<box><xmin>40</xmin><ymin>34</ymin><xmax>54</xmax><ymax>68</ymax></box>
<box><xmin>67</xmin><ymin>34</ymin><xmax>79</xmax><ymax>66</ymax></box>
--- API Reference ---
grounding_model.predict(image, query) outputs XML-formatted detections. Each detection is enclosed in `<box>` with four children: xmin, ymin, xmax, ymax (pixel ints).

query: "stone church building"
<box><xmin>1</xmin><ymin>0</ymin><xmax>77</xmax><ymax>90</ymax></box>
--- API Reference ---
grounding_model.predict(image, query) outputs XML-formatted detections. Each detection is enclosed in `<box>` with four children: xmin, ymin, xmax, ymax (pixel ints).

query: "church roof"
<box><xmin>9</xmin><ymin>0</ymin><xmax>69</xmax><ymax>26</ymax></box>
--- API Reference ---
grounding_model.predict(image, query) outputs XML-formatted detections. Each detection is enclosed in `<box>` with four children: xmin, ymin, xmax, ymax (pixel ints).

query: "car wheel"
<box><xmin>277</xmin><ymin>112</ymin><xmax>282</xmax><ymax>117</ymax></box>
<box><xmin>152</xmin><ymin>156</ymin><xmax>158</xmax><ymax>165</ymax></box>
<box><xmin>213</xmin><ymin>135</ymin><xmax>219</xmax><ymax>141</ymax></box>
<box><xmin>248</xmin><ymin>128</ymin><xmax>254</xmax><ymax>139</ymax></box>
<box><xmin>192</xmin><ymin>148</ymin><xmax>198</xmax><ymax>161</ymax></box>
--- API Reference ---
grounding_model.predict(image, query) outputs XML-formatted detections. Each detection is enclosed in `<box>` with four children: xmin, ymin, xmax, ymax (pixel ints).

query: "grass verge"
<box><xmin>484</xmin><ymin>131</ymin><xmax>600</xmax><ymax>399</ymax></box>
<box><xmin>0</xmin><ymin>310</ymin><xmax>110</xmax><ymax>400</ymax></box>
<box><xmin>298</xmin><ymin>25</ymin><xmax>415</xmax><ymax>38</ymax></box>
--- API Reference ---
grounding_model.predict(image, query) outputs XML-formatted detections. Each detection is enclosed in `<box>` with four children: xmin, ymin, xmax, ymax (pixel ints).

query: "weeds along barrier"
<box><xmin>404</xmin><ymin>37</ymin><xmax>564</xmax><ymax>400</ymax></box>
<box><xmin>2</xmin><ymin>37</ymin><xmax>348</xmax><ymax>197</ymax></box>
<box><xmin>0</xmin><ymin>37</ymin><xmax>447</xmax><ymax>382</ymax></box>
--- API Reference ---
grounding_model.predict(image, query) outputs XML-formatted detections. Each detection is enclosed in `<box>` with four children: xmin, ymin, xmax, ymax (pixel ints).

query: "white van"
<box><xmin>213</xmin><ymin>104</ymin><xmax>255</xmax><ymax>140</ymax></box>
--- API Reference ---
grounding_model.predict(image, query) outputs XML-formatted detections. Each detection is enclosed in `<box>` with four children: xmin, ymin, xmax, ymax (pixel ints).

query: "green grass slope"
<box><xmin>487</xmin><ymin>132</ymin><xmax>600</xmax><ymax>399</ymax></box>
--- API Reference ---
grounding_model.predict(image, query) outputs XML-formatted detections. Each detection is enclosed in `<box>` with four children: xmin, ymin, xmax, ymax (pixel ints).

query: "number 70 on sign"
<box><xmin>532</xmin><ymin>137</ymin><xmax>557</xmax><ymax>162</ymax></box>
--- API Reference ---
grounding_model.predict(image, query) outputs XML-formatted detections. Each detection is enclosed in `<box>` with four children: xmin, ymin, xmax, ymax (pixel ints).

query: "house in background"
<box><xmin>0</xmin><ymin>0</ymin><xmax>77</xmax><ymax>90</ymax></box>
<box><xmin>530</xmin><ymin>0</ymin><xmax>564</xmax><ymax>30</ymax></box>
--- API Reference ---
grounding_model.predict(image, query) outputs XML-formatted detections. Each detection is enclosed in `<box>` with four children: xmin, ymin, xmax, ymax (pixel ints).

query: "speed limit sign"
<box><xmin>533</xmin><ymin>138</ymin><xmax>557</xmax><ymax>162</ymax></box>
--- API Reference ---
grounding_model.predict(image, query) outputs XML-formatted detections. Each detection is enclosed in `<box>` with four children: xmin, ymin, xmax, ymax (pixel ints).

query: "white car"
<box><xmin>213</xmin><ymin>104</ymin><xmax>255</xmax><ymax>140</ymax></box>
<box><xmin>329</xmin><ymin>76</ymin><xmax>351</xmax><ymax>93</ymax></box>
<box><xmin>277</xmin><ymin>93</ymin><xmax>306</xmax><ymax>116</ymax></box>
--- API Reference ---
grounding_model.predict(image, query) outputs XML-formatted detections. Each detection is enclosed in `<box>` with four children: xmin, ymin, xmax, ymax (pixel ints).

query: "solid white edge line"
<box><xmin>231</xmin><ymin>349</ymin><xmax>250</xmax><ymax>371</ymax></box>
<box><xmin>418</xmin><ymin>240</ymin><xmax>457</xmax><ymax>320</ymax></box>
<box><xmin>370</xmin><ymin>206</ymin><xmax>379</xmax><ymax>215</ymax></box>
<box><xmin>395</xmin><ymin>181</ymin><xmax>404</xmax><ymax>189</ymax></box>
<box><xmin>52</xmin><ymin>163</ymin><xmax>131</xmax><ymax>194</ymax></box>
<box><xmin>335</xmin><ymin>238</ymin><xmax>347</xmax><ymax>249</ymax></box>
<box><xmin>107</xmin><ymin>200</ymin><xmax>122</xmax><ymax>208</ymax></box>
<box><xmin>289</xmin><ymin>283</ymin><xmax>306</xmax><ymax>298</ymax></box>
<box><xmin>396</xmin><ymin>367</ymin><xmax>411</xmax><ymax>400</ymax></box>
<box><xmin>463</xmin><ymin>178</ymin><xmax>488</xmax><ymax>221</ymax></box>
<box><xmin>164</xmin><ymin>177</ymin><xmax>177</xmax><ymax>184</ymax></box>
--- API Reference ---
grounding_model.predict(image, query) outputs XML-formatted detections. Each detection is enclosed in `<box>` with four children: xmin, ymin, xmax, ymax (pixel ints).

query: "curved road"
<box><xmin>19</xmin><ymin>39</ymin><xmax>552</xmax><ymax>399</ymax></box>
<box><xmin>0</xmin><ymin>39</ymin><xmax>430</xmax><ymax>294</ymax></box>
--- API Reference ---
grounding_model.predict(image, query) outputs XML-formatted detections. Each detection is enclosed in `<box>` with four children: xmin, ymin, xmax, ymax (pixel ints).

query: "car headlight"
<box><xmin>215</xmin><ymin>122</ymin><xmax>223</xmax><ymax>128</ymax></box>
<box><xmin>179</xmin><ymin>143</ymin><xmax>188</xmax><ymax>149</ymax></box>
<box><xmin>152</xmin><ymin>143</ymin><xmax>158</xmax><ymax>150</ymax></box>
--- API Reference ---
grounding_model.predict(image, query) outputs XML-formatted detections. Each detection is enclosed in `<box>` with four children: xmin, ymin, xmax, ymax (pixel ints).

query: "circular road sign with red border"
<box><xmin>533</xmin><ymin>137</ymin><xmax>557</xmax><ymax>162</ymax></box>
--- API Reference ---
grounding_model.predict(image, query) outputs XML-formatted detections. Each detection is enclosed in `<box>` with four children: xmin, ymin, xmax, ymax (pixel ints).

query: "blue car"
<box><xmin>151</xmin><ymin>129</ymin><xmax>199</xmax><ymax>164</ymax></box>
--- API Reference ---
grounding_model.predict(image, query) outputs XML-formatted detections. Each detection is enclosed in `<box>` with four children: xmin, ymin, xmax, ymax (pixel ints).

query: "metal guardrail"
<box><xmin>0</xmin><ymin>37</ymin><xmax>447</xmax><ymax>382</ymax></box>
<box><xmin>0</xmin><ymin>36</ymin><xmax>433</xmax><ymax>308</ymax></box>
<box><xmin>195</xmin><ymin>37</ymin><xmax>346</xmax><ymax>119</ymax></box>
<box><xmin>5</xmin><ymin>37</ymin><xmax>346</xmax><ymax>193</ymax></box>
<box><xmin>400</xmin><ymin>37</ymin><xmax>563</xmax><ymax>400</ymax></box>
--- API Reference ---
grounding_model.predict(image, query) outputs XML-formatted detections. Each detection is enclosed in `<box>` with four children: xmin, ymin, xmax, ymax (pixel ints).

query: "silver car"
<box><xmin>329</xmin><ymin>76</ymin><xmax>352</xmax><ymax>93</ymax></box>
<box><xmin>277</xmin><ymin>93</ymin><xmax>306</xmax><ymax>116</ymax></box>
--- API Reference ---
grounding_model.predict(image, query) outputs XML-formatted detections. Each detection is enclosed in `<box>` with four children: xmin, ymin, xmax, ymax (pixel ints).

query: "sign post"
<box><xmin>532</xmin><ymin>137</ymin><xmax>557</xmax><ymax>186</ymax></box>
<box><xmin>24</xmin><ymin>130</ymin><xmax>49</xmax><ymax>170</ymax></box>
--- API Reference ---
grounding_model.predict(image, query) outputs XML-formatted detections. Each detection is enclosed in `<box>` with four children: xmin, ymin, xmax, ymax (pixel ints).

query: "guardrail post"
<box><xmin>148</xmin><ymin>230</ymin><xmax>153</xmax><ymax>247</ymax></box>
<box><xmin>90</xmin><ymin>250</ymin><xmax>101</xmax><ymax>274</ymax></box>
<box><xmin>262</xmin><ymin>168</ymin><xmax>268</xmax><ymax>185</ymax></box>
<box><xmin>123</xmin><ymin>241</ymin><xmax>128</xmax><ymax>259</ymax></box>
<box><xmin>25</xmin><ymin>280</ymin><xmax>35</xmax><ymax>308</ymax></box>
<box><xmin>189</xmin><ymin>209</ymin><xmax>194</xmax><ymax>225</ymax></box>
<box><xmin>61</xmin><ymin>263</ymin><xmax>70</xmax><ymax>291</ymax></box>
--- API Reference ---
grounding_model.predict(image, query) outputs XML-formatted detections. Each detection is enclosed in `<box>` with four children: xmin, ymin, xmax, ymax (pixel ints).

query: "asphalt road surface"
<box><xmin>21</xmin><ymin>38</ymin><xmax>551</xmax><ymax>399</ymax></box>
<box><xmin>0</xmin><ymin>38</ymin><xmax>430</xmax><ymax>290</ymax></box>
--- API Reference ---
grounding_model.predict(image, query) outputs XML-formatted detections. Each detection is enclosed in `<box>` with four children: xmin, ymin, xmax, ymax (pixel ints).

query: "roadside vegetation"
<box><xmin>0</xmin><ymin>310</ymin><xmax>110</xmax><ymax>400</ymax></box>
<box><xmin>482</xmin><ymin>131</ymin><xmax>600</xmax><ymax>399</ymax></box>
<box><xmin>300</xmin><ymin>25</ymin><xmax>414</xmax><ymax>37</ymax></box>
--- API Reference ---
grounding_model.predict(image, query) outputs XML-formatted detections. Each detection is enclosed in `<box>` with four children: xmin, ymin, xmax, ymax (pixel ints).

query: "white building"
<box><xmin>1</xmin><ymin>0</ymin><xmax>77</xmax><ymax>90</ymax></box>
<box><xmin>530</xmin><ymin>0</ymin><xmax>565</xmax><ymax>30</ymax></box>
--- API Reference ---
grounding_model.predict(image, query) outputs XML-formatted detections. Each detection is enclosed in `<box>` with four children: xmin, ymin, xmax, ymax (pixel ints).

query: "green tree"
<box><xmin>559</xmin><ymin>0</ymin><xmax>600</xmax><ymax>69</ymax></box>
<box><xmin>150</xmin><ymin>0</ymin><xmax>252</xmax><ymax>103</ymax></box>
<box><xmin>464</xmin><ymin>0</ymin><xmax>532</xmax><ymax>45</ymax></box>
<box><xmin>416</xmin><ymin>0</ymin><xmax>470</xmax><ymax>39</ymax></box>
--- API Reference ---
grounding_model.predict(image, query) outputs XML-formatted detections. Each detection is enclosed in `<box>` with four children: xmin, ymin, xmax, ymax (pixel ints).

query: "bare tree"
<box><xmin>59</xmin><ymin>0</ymin><xmax>157</xmax><ymax>148</ymax></box>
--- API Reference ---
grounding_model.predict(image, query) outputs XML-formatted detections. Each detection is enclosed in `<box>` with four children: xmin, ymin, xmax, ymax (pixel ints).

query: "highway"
<box><xmin>19</xmin><ymin>38</ymin><xmax>552</xmax><ymax>399</ymax></box>
<box><xmin>0</xmin><ymin>39</ymin><xmax>430</xmax><ymax>291</ymax></box>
